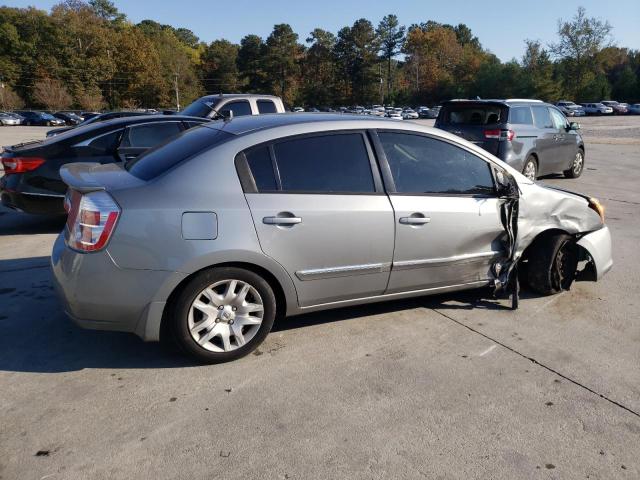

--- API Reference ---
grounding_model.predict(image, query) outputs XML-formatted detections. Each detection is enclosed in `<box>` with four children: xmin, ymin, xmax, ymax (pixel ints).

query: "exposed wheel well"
<box><xmin>520</xmin><ymin>228</ymin><xmax>571</xmax><ymax>262</ymax></box>
<box><xmin>159</xmin><ymin>262</ymin><xmax>288</xmax><ymax>344</ymax></box>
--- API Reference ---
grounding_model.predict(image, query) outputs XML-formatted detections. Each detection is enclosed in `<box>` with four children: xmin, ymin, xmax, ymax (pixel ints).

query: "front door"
<box><xmin>375</xmin><ymin>131</ymin><xmax>505</xmax><ymax>293</ymax></box>
<box><xmin>530</xmin><ymin>105</ymin><xmax>558</xmax><ymax>176</ymax></box>
<box><xmin>242</xmin><ymin>132</ymin><xmax>395</xmax><ymax>306</ymax></box>
<box><xmin>548</xmin><ymin>106</ymin><xmax>577</xmax><ymax>172</ymax></box>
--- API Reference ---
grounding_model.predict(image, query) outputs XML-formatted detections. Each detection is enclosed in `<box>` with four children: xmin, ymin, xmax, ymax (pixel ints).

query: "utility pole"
<box><xmin>174</xmin><ymin>72</ymin><xmax>180</xmax><ymax>111</ymax></box>
<box><xmin>379</xmin><ymin>64</ymin><xmax>383</xmax><ymax>105</ymax></box>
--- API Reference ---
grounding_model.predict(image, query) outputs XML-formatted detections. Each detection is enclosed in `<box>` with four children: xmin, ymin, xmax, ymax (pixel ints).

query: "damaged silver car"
<box><xmin>51</xmin><ymin>114</ymin><xmax>612</xmax><ymax>363</ymax></box>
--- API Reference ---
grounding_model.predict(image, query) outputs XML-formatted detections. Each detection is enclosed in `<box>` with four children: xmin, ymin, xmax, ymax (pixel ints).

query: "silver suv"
<box><xmin>52</xmin><ymin>114</ymin><xmax>612</xmax><ymax>363</ymax></box>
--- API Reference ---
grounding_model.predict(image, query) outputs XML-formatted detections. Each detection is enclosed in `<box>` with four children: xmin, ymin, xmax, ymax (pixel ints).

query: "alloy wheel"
<box><xmin>188</xmin><ymin>279</ymin><xmax>264</xmax><ymax>352</ymax></box>
<box><xmin>523</xmin><ymin>160</ymin><xmax>537</xmax><ymax>181</ymax></box>
<box><xmin>572</xmin><ymin>151</ymin><xmax>584</xmax><ymax>176</ymax></box>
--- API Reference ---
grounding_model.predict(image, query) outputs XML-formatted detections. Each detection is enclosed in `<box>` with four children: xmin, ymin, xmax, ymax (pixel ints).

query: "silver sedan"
<box><xmin>52</xmin><ymin>114</ymin><xmax>613</xmax><ymax>363</ymax></box>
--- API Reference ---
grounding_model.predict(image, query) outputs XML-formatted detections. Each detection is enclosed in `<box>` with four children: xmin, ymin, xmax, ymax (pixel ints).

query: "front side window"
<box><xmin>219</xmin><ymin>101</ymin><xmax>252</xmax><ymax>117</ymax></box>
<box><xmin>252</xmin><ymin>133</ymin><xmax>376</xmax><ymax>193</ymax></box>
<box><xmin>549</xmin><ymin>108</ymin><xmax>568</xmax><ymax>130</ymax></box>
<box><xmin>257</xmin><ymin>100</ymin><xmax>277</xmax><ymax>114</ymax></box>
<box><xmin>122</xmin><ymin>122</ymin><xmax>182</xmax><ymax>148</ymax></box>
<box><xmin>378</xmin><ymin>132</ymin><xmax>495</xmax><ymax>195</ymax></box>
<box><xmin>531</xmin><ymin>106</ymin><xmax>554</xmax><ymax>129</ymax></box>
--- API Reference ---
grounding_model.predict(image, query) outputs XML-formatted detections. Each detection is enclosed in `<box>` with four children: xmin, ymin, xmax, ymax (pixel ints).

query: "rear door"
<box><xmin>435</xmin><ymin>103</ymin><xmax>507</xmax><ymax>156</ymax></box>
<box><xmin>374</xmin><ymin>131</ymin><xmax>504</xmax><ymax>293</ymax></box>
<box><xmin>241</xmin><ymin>131</ymin><xmax>395</xmax><ymax>307</ymax></box>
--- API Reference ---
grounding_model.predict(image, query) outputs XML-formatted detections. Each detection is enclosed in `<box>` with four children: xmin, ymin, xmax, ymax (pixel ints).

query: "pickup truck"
<box><xmin>179</xmin><ymin>94</ymin><xmax>285</xmax><ymax>119</ymax></box>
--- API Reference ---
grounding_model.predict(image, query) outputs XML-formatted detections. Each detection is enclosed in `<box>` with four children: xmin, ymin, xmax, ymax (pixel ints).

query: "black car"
<box><xmin>53</xmin><ymin>111</ymin><xmax>84</xmax><ymax>125</ymax></box>
<box><xmin>1</xmin><ymin>115</ymin><xmax>209</xmax><ymax>214</ymax></box>
<box><xmin>435</xmin><ymin>99</ymin><xmax>585</xmax><ymax>180</ymax></box>
<box><xmin>47</xmin><ymin>111</ymin><xmax>153</xmax><ymax>137</ymax></box>
<box><xmin>14</xmin><ymin>111</ymin><xmax>65</xmax><ymax>126</ymax></box>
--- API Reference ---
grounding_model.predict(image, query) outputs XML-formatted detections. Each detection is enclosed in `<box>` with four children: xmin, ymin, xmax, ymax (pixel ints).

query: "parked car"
<box><xmin>417</xmin><ymin>107</ymin><xmax>431</xmax><ymax>118</ymax></box>
<box><xmin>628</xmin><ymin>104</ymin><xmax>640</xmax><ymax>114</ymax></box>
<box><xmin>435</xmin><ymin>99</ymin><xmax>585</xmax><ymax>180</ymax></box>
<box><xmin>555</xmin><ymin>101</ymin><xmax>586</xmax><ymax>117</ymax></box>
<box><xmin>402</xmin><ymin>108</ymin><xmax>419</xmax><ymax>120</ymax></box>
<box><xmin>50</xmin><ymin>113</ymin><xmax>612</xmax><ymax>363</ymax></box>
<box><xmin>14</xmin><ymin>111</ymin><xmax>65</xmax><ymax>126</ymax></box>
<box><xmin>600</xmin><ymin>100</ymin><xmax>628</xmax><ymax>115</ymax></box>
<box><xmin>53</xmin><ymin>111</ymin><xmax>84</xmax><ymax>125</ymax></box>
<box><xmin>581</xmin><ymin>103</ymin><xmax>613</xmax><ymax>115</ymax></box>
<box><xmin>386</xmin><ymin>109</ymin><xmax>402</xmax><ymax>120</ymax></box>
<box><xmin>81</xmin><ymin>112</ymin><xmax>101</xmax><ymax>121</ymax></box>
<box><xmin>420</xmin><ymin>106</ymin><xmax>440</xmax><ymax>119</ymax></box>
<box><xmin>0</xmin><ymin>112</ymin><xmax>21</xmax><ymax>126</ymax></box>
<box><xmin>1</xmin><ymin>115</ymin><xmax>209</xmax><ymax>215</ymax></box>
<box><xmin>46</xmin><ymin>111</ymin><xmax>152</xmax><ymax>137</ymax></box>
<box><xmin>292</xmin><ymin>107</ymin><xmax>305</xmax><ymax>113</ymax></box>
<box><xmin>180</xmin><ymin>94</ymin><xmax>285</xmax><ymax>119</ymax></box>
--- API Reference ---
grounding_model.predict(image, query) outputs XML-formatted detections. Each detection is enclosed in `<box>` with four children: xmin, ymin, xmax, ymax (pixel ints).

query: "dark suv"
<box><xmin>435</xmin><ymin>99</ymin><xmax>585</xmax><ymax>180</ymax></box>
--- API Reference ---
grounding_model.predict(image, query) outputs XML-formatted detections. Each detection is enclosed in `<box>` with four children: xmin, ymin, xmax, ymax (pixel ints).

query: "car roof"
<box><xmin>195</xmin><ymin>94</ymin><xmax>281</xmax><ymax>102</ymax></box>
<box><xmin>441</xmin><ymin>99</ymin><xmax>549</xmax><ymax>107</ymax></box>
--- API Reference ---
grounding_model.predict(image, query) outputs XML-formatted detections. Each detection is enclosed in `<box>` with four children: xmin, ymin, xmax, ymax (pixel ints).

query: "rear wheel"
<box><xmin>526</xmin><ymin>233</ymin><xmax>578</xmax><ymax>295</ymax></box>
<box><xmin>564</xmin><ymin>149</ymin><xmax>584</xmax><ymax>178</ymax></box>
<box><xmin>170</xmin><ymin>267</ymin><xmax>276</xmax><ymax>363</ymax></box>
<box><xmin>522</xmin><ymin>156</ymin><xmax>538</xmax><ymax>181</ymax></box>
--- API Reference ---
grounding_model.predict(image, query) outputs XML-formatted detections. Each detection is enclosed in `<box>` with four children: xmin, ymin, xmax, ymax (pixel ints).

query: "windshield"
<box><xmin>180</xmin><ymin>99</ymin><xmax>215</xmax><ymax>117</ymax></box>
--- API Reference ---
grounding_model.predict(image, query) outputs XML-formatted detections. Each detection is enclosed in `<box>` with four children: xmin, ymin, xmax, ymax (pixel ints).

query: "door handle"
<box><xmin>263</xmin><ymin>216</ymin><xmax>302</xmax><ymax>225</ymax></box>
<box><xmin>399</xmin><ymin>216</ymin><xmax>431</xmax><ymax>225</ymax></box>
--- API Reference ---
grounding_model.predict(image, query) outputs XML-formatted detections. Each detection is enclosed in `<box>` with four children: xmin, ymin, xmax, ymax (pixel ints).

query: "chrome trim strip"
<box><xmin>296</xmin><ymin>262</ymin><xmax>391</xmax><ymax>281</ymax></box>
<box><xmin>299</xmin><ymin>280</ymin><xmax>490</xmax><ymax>311</ymax></box>
<box><xmin>20</xmin><ymin>191</ymin><xmax>66</xmax><ymax>198</ymax></box>
<box><xmin>393</xmin><ymin>251</ymin><xmax>502</xmax><ymax>271</ymax></box>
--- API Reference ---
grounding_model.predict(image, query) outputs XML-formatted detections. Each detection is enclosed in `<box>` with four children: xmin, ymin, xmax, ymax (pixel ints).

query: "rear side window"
<box><xmin>442</xmin><ymin>104</ymin><xmax>504</xmax><ymax>125</ymax></box>
<box><xmin>531</xmin><ymin>106</ymin><xmax>553</xmax><ymax>129</ymax></box>
<box><xmin>509</xmin><ymin>107</ymin><xmax>533</xmax><ymax>125</ymax></box>
<box><xmin>127</xmin><ymin>127</ymin><xmax>233</xmax><ymax>180</ymax></box>
<box><xmin>245</xmin><ymin>147</ymin><xmax>277</xmax><ymax>191</ymax></box>
<box><xmin>257</xmin><ymin>100</ymin><xmax>277</xmax><ymax>114</ymax></box>
<box><xmin>88</xmin><ymin>129</ymin><xmax>122</xmax><ymax>154</ymax></box>
<box><xmin>272</xmin><ymin>134</ymin><xmax>375</xmax><ymax>193</ymax></box>
<box><xmin>122</xmin><ymin>122</ymin><xmax>182</xmax><ymax>148</ymax></box>
<box><xmin>378</xmin><ymin>132</ymin><xmax>495</xmax><ymax>195</ymax></box>
<box><xmin>219</xmin><ymin>101</ymin><xmax>252</xmax><ymax>117</ymax></box>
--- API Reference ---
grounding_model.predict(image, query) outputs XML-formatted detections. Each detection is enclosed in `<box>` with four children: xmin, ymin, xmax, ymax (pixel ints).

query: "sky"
<box><xmin>5</xmin><ymin>0</ymin><xmax>640</xmax><ymax>61</ymax></box>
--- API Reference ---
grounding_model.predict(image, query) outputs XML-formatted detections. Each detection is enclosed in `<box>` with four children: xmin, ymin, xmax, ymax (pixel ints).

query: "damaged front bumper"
<box><xmin>577</xmin><ymin>226</ymin><xmax>613</xmax><ymax>280</ymax></box>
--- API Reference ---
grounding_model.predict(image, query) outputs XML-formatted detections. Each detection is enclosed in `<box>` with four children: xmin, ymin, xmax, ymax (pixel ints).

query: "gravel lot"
<box><xmin>1</xmin><ymin>116</ymin><xmax>639</xmax><ymax>479</ymax></box>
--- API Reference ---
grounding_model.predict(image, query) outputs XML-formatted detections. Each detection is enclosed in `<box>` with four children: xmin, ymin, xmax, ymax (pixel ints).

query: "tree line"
<box><xmin>0</xmin><ymin>1</ymin><xmax>638</xmax><ymax>111</ymax></box>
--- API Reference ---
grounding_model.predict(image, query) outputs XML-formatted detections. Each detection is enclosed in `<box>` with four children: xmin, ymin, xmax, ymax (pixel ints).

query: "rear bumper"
<box><xmin>0</xmin><ymin>186</ymin><xmax>65</xmax><ymax>215</ymax></box>
<box><xmin>577</xmin><ymin>226</ymin><xmax>613</xmax><ymax>280</ymax></box>
<box><xmin>51</xmin><ymin>234</ymin><xmax>186</xmax><ymax>341</ymax></box>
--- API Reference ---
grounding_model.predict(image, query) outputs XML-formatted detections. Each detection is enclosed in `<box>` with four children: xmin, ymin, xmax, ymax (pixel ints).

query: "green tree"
<box><xmin>303</xmin><ymin>28</ymin><xmax>336</xmax><ymax>106</ymax></box>
<box><xmin>263</xmin><ymin>24</ymin><xmax>302</xmax><ymax>105</ymax></box>
<box><xmin>550</xmin><ymin>6</ymin><xmax>612</xmax><ymax>99</ymax></box>
<box><xmin>88</xmin><ymin>0</ymin><xmax>125</xmax><ymax>23</ymax></box>
<box><xmin>522</xmin><ymin>40</ymin><xmax>561</xmax><ymax>101</ymax></box>
<box><xmin>376</xmin><ymin>14</ymin><xmax>405</xmax><ymax>102</ymax></box>
<box><xmin>237</xmin><ymin>34</ymin><xmax>267</xmax><ymax>92</ymax></box>
<box><xmin>201</xmin><ymin>40</ymin><xmax>240</xmax><ymax>93</ymax></box>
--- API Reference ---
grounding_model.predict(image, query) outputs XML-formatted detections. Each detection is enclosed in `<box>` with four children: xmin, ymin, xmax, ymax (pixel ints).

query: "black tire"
<box><xmin>170</xmin><ymin>267</ymin><xmax>276</xmax><ymax>364</ymax></box>
<box><xmin>522</xmin><ymin>155</ymin><xmax>538</xmax><ymax>181</ymax></box>
<box><xmin>526</xmin><ymin>233</ymin><xmax>578</xmax><ymax>295</ymax></box>
<box><xmin>564</xmin><ymin>148</ymin><xmax>584</xmax><ymax>178</ymax></box>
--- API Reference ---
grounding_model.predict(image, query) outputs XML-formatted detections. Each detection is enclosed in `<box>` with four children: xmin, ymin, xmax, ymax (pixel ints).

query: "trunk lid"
<box><xmin>60</xmin><ymin>162</ymin><xmax>146</xmax><ymax>193</ymax></box>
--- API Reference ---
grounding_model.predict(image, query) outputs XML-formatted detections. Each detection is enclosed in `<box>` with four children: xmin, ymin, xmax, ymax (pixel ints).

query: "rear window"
<box><xmin>442</xmin><ymin>104</ymin><xmax>504</xmax><ymax>125</ymax></box>
<box><xmin>509</xmin><ymin>106</ymin><xmax>533</xmax><ymax>125</ymax></box>
<box><xmin>257</xmin><ymin>100</ymin><xmax>277</xmax><ymax>114</ymax></box>
<box><xmin>126</xmin><ymin>126</ymin><xmax>233</xmax><ymax>180</ymax></box>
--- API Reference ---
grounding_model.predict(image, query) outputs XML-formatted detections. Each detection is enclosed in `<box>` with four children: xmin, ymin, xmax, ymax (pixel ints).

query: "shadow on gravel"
<box><xmin>0</xmin><ymin>208</ymin><xmax>66</xmax><ymax>236</ymax></box>
<box><xmin>0</xmin><ymin>254</ymin><xmax>533</xmax><ymax>373</ymax></box>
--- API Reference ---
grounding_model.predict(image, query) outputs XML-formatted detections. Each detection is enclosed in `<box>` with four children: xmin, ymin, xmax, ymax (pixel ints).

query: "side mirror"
<box><xmin>569</xmin><ymin>122</ymin><xmax>580</xmax><ymax>131</ymax></box>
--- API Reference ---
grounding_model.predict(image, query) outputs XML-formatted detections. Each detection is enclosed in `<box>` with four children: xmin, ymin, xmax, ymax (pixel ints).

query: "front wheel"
<box><xmin>526</xmin><ymin>233</ymin><xmax>578</xmax><ymax>295</ymax></box>
<box><xmin>170</xmin><ymin>267</ymin><xmax>276</xmax><ymax>363</ymax></box>
<box><xmin>564</xmin><ymin>150</ymin><xmax>584</xmax><ymax>178</ymax></box>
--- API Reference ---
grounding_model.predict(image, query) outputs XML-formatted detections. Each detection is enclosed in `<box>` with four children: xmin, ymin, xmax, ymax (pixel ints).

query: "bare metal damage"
<box><xmin>492</xmin><ymin>178</ymin><xmax>608</xmax><ymax>305</ymax></box>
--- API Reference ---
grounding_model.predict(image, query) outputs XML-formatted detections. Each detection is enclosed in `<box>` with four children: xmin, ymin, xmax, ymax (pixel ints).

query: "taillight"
<box><xmin>1</xmin><ymin>156</ymin><xmax>45</xmax><ymax>174</ymax></box>
<box><xmin>65</xmin><ymin>190</ymin><xmax>120</xmax><ymax>252</ymax></box>
<box><xmin>484</xmin><ymin>129</ymin><xmax>515</xmax><ymax>141</ymax></box>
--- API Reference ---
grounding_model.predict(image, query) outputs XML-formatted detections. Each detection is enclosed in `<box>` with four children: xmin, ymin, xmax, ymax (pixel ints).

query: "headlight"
<box><xmin>588</xmin><ymin>197</ymin><xmax>605</xmax><ymax>223</ymax></box>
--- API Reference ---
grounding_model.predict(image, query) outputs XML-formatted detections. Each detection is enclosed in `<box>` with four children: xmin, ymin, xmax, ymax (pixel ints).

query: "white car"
<box><xmin>581</xmin><ymin>103</ymin><xmax>613</xmax><ymax>115</ymax></box>
<box><xmin>402</xmin><ymin>109</ymin><xmax>419</xmax><ymax>120</ymax></box>
<box><xmin>386</xmin><ymin>110</ymin><xmax>402</xmax><ymax>120</ymax></box>
<box><xmin>292</xmin><ymin>107</ymin><xmax>305</xmax><ymax>113</ymax></box>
